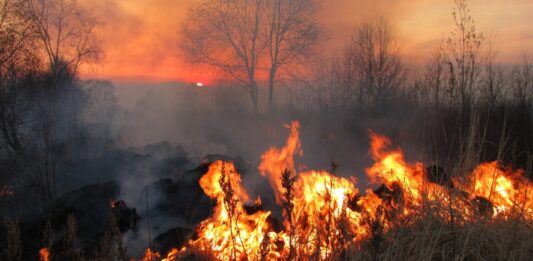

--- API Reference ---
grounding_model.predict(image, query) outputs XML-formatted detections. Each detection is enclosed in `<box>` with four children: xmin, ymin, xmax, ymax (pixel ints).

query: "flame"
<box><xmin>184</xmin><ymin>160</ymin><xmax>276</xmax><ymax>260</ymax></box>
<box><xmin>367</xmin><ymin>131</ymin><xmax>434</xmax><ymax>201</ymax></box>
<box><xmin>454</xmin><ymin>161</ymin><xmax>533</xmax><ymax>219</ymax></box>
<box><xmin>365</xmin><ymin>131</ymin><xmax>452</xmax><ymax>217</ymax></box>
<box><xmin>39</xmin><ymin>248</ymin><xmax>50</xmax><ymax>261</ymax></box>
<box><xmin>146</xmin><ymin>121</ymin><xmax>532</xmax><ymax>260</ymax></box>
<box><xmin>258</xmin><ymin>121</ymin><xmax>302</xmax><ymax>203</ymax></box>
<box><xmin>161</xmin><ymin>248</ymin><xmax>179</xmax><ymax>261</ymax></box>
<box><xmin>140</xmin><ymin>248</ymin><xmax>161</xmax><ymax>261</ymax></box>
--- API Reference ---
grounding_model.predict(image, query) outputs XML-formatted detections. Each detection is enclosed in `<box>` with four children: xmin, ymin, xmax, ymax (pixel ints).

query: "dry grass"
<box><xmin>347</xmin><ymin>212</ymin><xmax>533</xmax><ymax>261</ymax></box>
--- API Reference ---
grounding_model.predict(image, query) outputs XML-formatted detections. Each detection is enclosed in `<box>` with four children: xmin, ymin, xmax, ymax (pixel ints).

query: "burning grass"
<box><xmin>22</xmin><ymin>120</ymin><xmax>526</xmax><ymax>260</ymax></box>
<box><xmin>39</xmin><ymin>248</ymin><xmax>50</xmax><ymax>261</ymax></box>
<box><xmin>130</xmin><ymin>121</ymin><xmax>533</xmax><ymax>260</ymax></box>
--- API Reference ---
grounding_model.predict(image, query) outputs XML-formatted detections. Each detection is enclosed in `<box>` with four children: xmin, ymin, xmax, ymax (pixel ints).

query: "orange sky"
<box><xmin>80</xmin><ymin>0</ymin><xmax>533</xmax><ymax>83</ymax></box>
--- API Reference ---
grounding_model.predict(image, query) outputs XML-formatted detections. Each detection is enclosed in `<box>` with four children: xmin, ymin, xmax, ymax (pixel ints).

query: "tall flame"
<box><xmin>185</xmin><ymin>160</ymin><xmax>276</xmax><ymax>260</ymax></box>
<box><xmin>258</xmin><ymin>121</ymin><xmax>302</xmax><ymax>203</ymax></box>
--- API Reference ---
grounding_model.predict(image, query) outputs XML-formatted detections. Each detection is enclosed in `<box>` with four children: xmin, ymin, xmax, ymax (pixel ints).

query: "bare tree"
<box><xmin>180</xmin><ymin>0</ymin><xmax>265</xmax><ymax>113</ymax></box>
<box><xmin>443</xmin><ymin>0</ymin><xmax>484</xmax><ymax>108</ymax></box>
<box><xmin>294</xmin><ymin>54</ymin><xmax>342</xmax><ymax>114</ymax></box>
<box><xmin>0</xmin><ymin>0</ymin><xmax>100</xmax><ymax>205</ymax></box>
<box><xmin>424</xmin><ymin>46</ymin><xmax>446</xmax><ymax>109</ymax></box>
<box><xmin>21</xmin><ymin>0</ymin><xmax>100</xmax><ymax>74</ymax></box>
<box><xmin>0</xmin><ymin>0</ymin><xmax>39</xmax><ymax>157</ymax></box>
<box><xmin>290</xmin><ymin>18</ymin><xmax>404</xmax><ymax>115</ymax></box>
<box><xmin>24</xmin><ymin>0</ymin><xmax>99</xmax><ymax>204</ymax></box>
<box><xmin>0</xmin><ymin>0</ymin><xmax>36</xmax><ymax>76</ymax></box>
<box><xmin>480</xmin><ymin>37</ymin><xmax>506</xmax><ymax>106</ymax></box>
<box><xmin>264</xmin><ymin>0</ymin><xmax>319</xmax><ymax>111</ymax></box>
<box><xmin>345</xmin><ymin>18</ymin><xmax>406</xmax><ymax>110</ymax></box>
<box><xmin>180</xmin><ymin>0</ymin><xmax>319</xmax><ymax>114</ymax></box>
<box><xmin>510</xmin><ymin>55</ymin><xmax>533</xmax><ymax>111</ymax></box>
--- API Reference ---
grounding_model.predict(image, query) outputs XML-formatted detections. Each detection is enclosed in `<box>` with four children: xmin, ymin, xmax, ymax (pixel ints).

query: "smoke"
<box><xmin>86</xmin><ymin>77</ymin><xmax>433</xmax><ymax>256</ymax></box>
<box><xmin>1</xmin><ymin>1</ymin><xmax>531</xmax><ymax>259</ymax></box>
<box><xmin>0</xmin><ymin>72</ymin><xmax>429</xmax><ymax>255</ymax></box>
<box><xmin>107</xmin><ymin>79</ymin><xmax>427</xmax><ymax>188</ymax></box>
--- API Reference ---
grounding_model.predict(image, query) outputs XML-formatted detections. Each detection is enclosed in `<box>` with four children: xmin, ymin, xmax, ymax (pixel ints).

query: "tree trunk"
<box><xmin>268</xmin><ymin>67</ymin><xmax>276</xmax><ymax>112</ymax></box>
<box><xmin>250</xmin><ymin>83</ymin><xmax>259</xmax><ymax>115</ymax></box>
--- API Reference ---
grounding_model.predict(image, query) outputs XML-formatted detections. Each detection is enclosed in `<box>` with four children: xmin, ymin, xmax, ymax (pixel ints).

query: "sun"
<box><xmin>196</xmin><ymin>82</ymin><xmax>204</xmax><ymax>87</ymax></box>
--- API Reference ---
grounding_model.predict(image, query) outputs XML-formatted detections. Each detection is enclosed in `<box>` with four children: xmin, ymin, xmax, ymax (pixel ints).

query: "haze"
<box><xmin>81</xmin><ymin>0</ymin><xmax>533</xmax><ymax>83</ymax></box>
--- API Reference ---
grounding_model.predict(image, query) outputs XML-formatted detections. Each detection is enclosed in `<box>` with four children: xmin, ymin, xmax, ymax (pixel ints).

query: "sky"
<box><xmin>80</xmin><ymin>0</ymin><xmax>533</xmax><ymax>83</ymax></box>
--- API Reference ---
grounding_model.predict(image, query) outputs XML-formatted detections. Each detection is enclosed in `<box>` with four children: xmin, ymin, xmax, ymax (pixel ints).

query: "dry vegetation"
<box><xmin>0</xmin><ymin>0</ymin><xmax>532</xmax><ymax>260</ymax></box>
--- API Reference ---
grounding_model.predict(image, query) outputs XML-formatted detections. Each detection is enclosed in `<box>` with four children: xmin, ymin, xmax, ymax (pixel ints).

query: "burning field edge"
<box><xmin>39</xmin><ymin>121</ymin><xmax>533</xmax><ymax>261</ymax></box>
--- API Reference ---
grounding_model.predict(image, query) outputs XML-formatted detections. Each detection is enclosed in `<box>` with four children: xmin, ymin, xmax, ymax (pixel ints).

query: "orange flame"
<box><xmin>39</xmin><ymin>248</ymin><xmax>50</xmax><ymax>261</ymax></box>
<box><xmin>258</xmin><ymin>121</ymin><xmax>302</xmax><ymax>204</ymax></box>
<box><xmin>454</xmin><ymin>161</ymin><xmax>533</xmax><ymax>219</ymax></box>
<box><xmin>140</xmin><ymin>248</ymin><xmax>161</xmax><ymax>261</ymax></box>
<box><xmin>186</xmin><ymin>160</ymin><xmax>276</xmax><ymax>260</ymax></box>
<box><xmin>161</xmin><ymin>248</ymin><xmax>179</xmax><ymax>261</ymax></box>
<box><xmin>148</xmin><ymin>121</ymin><xmax>532</xmax><ymax>260</ymax></box>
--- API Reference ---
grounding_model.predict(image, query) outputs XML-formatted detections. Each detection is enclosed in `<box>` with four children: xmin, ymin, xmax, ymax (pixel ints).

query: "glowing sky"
<box><xmin>81</xmin><ymin>0</ymin><xmax>533</xmax><ymax>83</ymax></box>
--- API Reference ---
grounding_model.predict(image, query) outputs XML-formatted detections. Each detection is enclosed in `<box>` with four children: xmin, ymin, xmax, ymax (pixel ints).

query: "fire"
<box><xmin>39</xmin><ymin>248</ymin><xmax>50</xmax><ymax>261</ymax></box>
<box><xmin>454</xmin><ymin>161</ymin><xmax>533</xmax><ymax>219</ymax></box>
<box><xmin>258</xmin><ymin>121</ymin><xmax>302</xmax><ymax>204</ymax></box>
<box><xmin>140</xmin><ymin>248</ymin><xmax>161</xmax><ymax>261</ymax></box>
<box><xmin>364</xmin><ymin>131</ymin><xmax>452</xmax><ymax>219</ymax></box>
<box><xmin>142</xmin><ymin>121</ymin><xmax>532</xmax><ymax>260</ymax></box>
<box><xmin>185</xmin><ymin>160</ymin><xmax>276</xmax><ymax>260</ymax></box>
<box><xmin>161</xmin><ymin>248</ymin><xmax>179</xmax><ymax>261</ymax></box>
